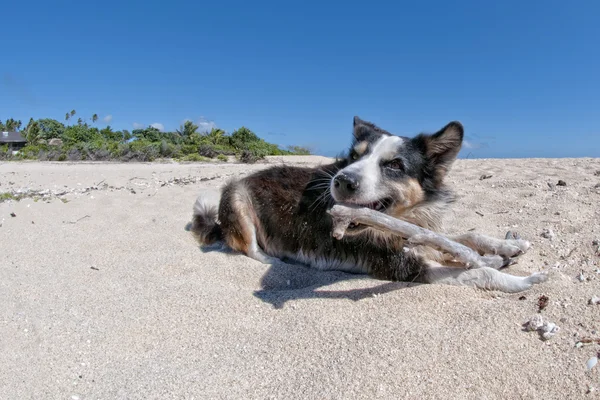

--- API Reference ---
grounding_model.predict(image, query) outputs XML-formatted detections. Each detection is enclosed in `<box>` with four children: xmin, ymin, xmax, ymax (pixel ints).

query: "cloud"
<box><xmin>150</xmin><ymin>123</ymin><xmax>165</xmax><ymax>131</ymax></box>
<box><xmin>196</xmin><ymin>117</ymin><xmax>217</xmax><ymax>133</ymax></box>
<box><xmin>181</xmin><ymin>116</ymin><xmax>218</xmax><ymax>133</ymax></box>
<box><xmin>103</xmin><ymin>115</ymin><xmax>113</xmax><ymax>123</ymax></box>
<box><xmin>132</xmin><ymin>122</ymin><xmax>144</xmax><ymax>129</ymax></box>
<box><xmin>462</xmin><ymin>137</ymin><xmax>489</xmax><ymax>151</ymax></box>
<box><xmin>463</xmin><ymin>140</ymin><xmax>475</xmax><ymax>149</ymax></box>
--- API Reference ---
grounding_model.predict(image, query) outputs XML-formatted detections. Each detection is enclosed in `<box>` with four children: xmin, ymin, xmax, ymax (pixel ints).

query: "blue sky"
<box><xmin>2</xmin><ymin>0</ymin><xmax>599</xmax><ymax>158</ymax></box>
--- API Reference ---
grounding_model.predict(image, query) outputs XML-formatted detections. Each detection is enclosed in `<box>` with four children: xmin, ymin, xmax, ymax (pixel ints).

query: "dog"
<box><xmin>190</xmin><ymin>117</ymin><xmax>547</xmax><ymax>293</ymax></box>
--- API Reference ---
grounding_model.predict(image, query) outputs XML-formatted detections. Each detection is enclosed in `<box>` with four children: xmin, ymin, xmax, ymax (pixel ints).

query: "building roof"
<box><xmin>0</xmin><ymin>131</ymin><xmax>27</xmax><ymax>143</ymax></box>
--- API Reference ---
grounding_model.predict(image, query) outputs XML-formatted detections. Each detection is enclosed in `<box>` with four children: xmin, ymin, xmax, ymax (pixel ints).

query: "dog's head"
<box><xmin>330</xmin><ymin>116</ymin><xmax>463</xmax><ymax>233</ymax></box>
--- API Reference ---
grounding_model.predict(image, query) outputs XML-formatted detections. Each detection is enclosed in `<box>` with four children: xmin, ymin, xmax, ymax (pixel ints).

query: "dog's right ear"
<box><xmin>422</xmin><ymin>121</ymin><xmax>464</xmax><ymax>184</ymax></box>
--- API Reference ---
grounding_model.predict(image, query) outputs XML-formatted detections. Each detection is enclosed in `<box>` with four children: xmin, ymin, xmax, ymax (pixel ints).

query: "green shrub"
<box><xmin>181</xmin><ymin>154</ymin><xmax>211</xmax><ymax>162</ymax></box>
<box><xmin>229</xmin><ymin>127</ymin><xmax>260</xmax><ymax>150</ymax></box>
<box><xmin>287</xmin><ymin>145</ymin><xmax>312</xmax><ymax>155</ymax></box>
<box><xmin>181</xmin><ymin>144</ymin><xmax>199</xmax><ymax>155</ymax></box>
<box><xmin>67</xmin><ymin>148</ymin><xmax>83</xmax><ymax>161</ymax></box>
<box><xmin>19</xmin><ymin>144</ymin><xmax>50</xmax><ymax>160</ymax></box>
<box><xmin>217</xmin><ymin>154</ymin><xmax>228</xmax><ymax>162</ymax></box>
<box><xmin>0</xmin><ymin>147</ymin><xmax>10</xmax><ymax>160</ymax></box>
<box><xmin>159</xmin><ymin>140</ymin><xmax>170</xmax><ymax>157</ymax></box>
<box><xmin>239</xmin><ymin>150</ymin><xmax>259</xmax><ymax>164</ymax></box>
<box><xmin>198</xmin><ymin>145</ymin><xmax>218</xmax><ymax>158</ymax></box>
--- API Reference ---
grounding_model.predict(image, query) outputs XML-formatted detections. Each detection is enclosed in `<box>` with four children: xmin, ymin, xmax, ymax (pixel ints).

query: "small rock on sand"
<box><xmin>523</xmin><ymin>315</ymin><xmax>560</xmax><ymax>340</ymax></box>
<box><xmin>541</xmin><ymin>228</ymin><xmax>555</xmax><ymax>240</ymax></box>
<box><xmin>523</xmin><ymin>315</ymin><xmax>544</xmax><ymax>332</ymax></box>
<box><xmin>587</xmin><ymin>357</ymin><xmax>598</xmax><ymax>371</ymax></box>
<box><xmin>557</xmin><ymin>180</ymin><xmax>567</xmax><ymax>186</ymax></box>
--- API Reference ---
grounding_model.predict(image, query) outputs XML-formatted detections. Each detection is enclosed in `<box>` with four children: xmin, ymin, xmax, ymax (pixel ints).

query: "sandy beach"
<box><xmin>1</xmin><ymin>156</ymin><xmax>600</xmax><ymax>399</ymax></box>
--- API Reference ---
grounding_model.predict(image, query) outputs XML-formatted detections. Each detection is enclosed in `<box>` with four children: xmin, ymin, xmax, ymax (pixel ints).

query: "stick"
<box><xmin>327</xmin><ymin>205</ymin><xmax>501</xmax><ymax>269</ymax></box>
<box><xmin>64</xmin><ymin>215</ymin><xmax>91</xmax><ymax>224</ymax></box>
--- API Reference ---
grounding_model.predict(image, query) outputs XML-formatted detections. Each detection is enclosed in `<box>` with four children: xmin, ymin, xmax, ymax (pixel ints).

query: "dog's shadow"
<box><xmin>186</xmin><ymin>223</ymin><xmax>418</xmax><ymax>309</ymax></box>
<box><xmin>254</xmin><ymin>261</ymin><xmax>416</xmax><ymax>309</ymax></box>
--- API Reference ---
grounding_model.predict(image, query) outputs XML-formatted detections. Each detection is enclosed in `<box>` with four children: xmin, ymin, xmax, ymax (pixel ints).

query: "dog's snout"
<box><xmin>333</xmin><ymin>173</ymin><xmax>359</xmax><ymax>196</ymax></box>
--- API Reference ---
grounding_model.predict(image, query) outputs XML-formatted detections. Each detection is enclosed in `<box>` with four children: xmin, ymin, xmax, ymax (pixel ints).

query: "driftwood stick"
<box><xmin>328</xmin><ymin>205</ymin><xmax>501</xmax><ymax>269</ymax></box>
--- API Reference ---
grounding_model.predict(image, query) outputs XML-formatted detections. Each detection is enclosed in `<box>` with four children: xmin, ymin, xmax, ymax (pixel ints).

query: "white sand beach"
<box><xmin>1</xmin><ymin>156</ymin><xmax>600</xmax><ymax>399</ymax></box>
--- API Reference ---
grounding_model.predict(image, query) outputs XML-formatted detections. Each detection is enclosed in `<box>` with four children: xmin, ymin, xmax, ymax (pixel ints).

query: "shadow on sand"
<box><xmin>186</xmin><ymin>222</ymin><xmax>418</xmax><ymax>309</ymax></box>
<box><xmin>253</xmin><ymin>261</ymin><xmax>417</xmax><ymax>309</ymax></box>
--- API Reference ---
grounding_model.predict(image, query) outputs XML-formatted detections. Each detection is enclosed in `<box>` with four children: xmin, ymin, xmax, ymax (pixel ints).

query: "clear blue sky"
<box><xmin>2</xmin><ymin>0</ymin><xmax>599</xmax><ymax>158</ymax></box>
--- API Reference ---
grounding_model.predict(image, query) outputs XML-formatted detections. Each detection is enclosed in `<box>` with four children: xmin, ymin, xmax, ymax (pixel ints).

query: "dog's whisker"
<box><xmin>309</xmin><ymin>188</ymin><xmax>332</xmax><ymax>213</ymax></box>
<box><xmin>307</xmin><ymin>184</ymin><xmax>332</xmax><ymax>190</ymax></box>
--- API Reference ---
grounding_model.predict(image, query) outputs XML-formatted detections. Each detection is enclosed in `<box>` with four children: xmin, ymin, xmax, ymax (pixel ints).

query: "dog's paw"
<box><xmin>505</xmin><ymin>231</ymin><xmax>521</xmax><ymax>240</ymax></box>
<box><xmin>526</xmin><ymin>271</ymin><xmax>549</xmax><ymax>285</ymax></box>
<box><xmin>507</xmin><ymin>239</ymin><xmax>531</xmax><ymax>254</ymax></box>
<box><xmin>491</xmin><ymin>239</ymin><xmax>531</xmax><ymax>258</ymax></box>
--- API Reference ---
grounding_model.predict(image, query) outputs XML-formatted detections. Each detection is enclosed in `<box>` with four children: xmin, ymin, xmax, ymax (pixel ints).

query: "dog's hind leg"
<box><xmin>422</xmin><ymin>264</ymin><xmax>548</xmax><ymax>293</ymax></box>
<box><xmin>449</xmin><ymin>232</ymin><xmax>531</xmax><ymax>259</ymax></box>
<box><xmin>220</xmin><ymin>184</ymin><xmax>281</xmax><ymax>265</ymax></box>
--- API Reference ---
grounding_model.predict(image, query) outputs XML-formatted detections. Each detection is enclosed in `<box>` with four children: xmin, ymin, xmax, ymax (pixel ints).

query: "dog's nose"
<box><xmin>333</xmin><ymin>173</ymin><xmax>359</xmax><ymax>195</ymax></box>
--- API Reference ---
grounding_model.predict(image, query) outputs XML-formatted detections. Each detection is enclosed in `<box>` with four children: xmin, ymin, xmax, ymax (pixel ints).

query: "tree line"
<box><xmin>0</xmin><ymin>112</ymin><xmax>310</xmax><ymax>163</ymax></box>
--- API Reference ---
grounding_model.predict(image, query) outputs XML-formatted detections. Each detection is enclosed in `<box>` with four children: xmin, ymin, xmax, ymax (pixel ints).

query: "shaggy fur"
<box><xmin>190</xmin><ymin>117</ymin><xmax>548</xmax><ymax>293</ymax></box>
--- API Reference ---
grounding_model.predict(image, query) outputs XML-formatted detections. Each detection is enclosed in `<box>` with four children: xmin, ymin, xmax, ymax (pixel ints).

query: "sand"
<box><xmin>1</xmin><ymin>156</ymin><xmax>600</xmax><ymax>399</ymax></box>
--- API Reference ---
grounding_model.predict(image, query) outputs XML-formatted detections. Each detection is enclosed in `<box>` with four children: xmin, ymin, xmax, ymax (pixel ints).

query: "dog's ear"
<box><xmin>352</xmin><ymin>116</ymin><xmax>389</xmax><ymax>141</ymax></box>
<box><xmin>423</xmin><ymin>121</ymin><xmax>464</xmax><ymax>182</ymax></box>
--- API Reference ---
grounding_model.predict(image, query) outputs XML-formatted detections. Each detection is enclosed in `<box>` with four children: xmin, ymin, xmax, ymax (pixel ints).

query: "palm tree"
<box><xmin>70</xmin><ymin>110</ymin><xmax>76</xmax><ymax>118</ymax></box>
<box><xmin>5</xmin><ymin>118</ymin><xmax>17</xmax><ymax>131</ymax></box>
<box><xmin>92</xmin><ymin>114</ymin><xmax>98</xmax><ymax>123</ymax></box>
<box><xmin>176</xmin><ymin>120</ymin><xmax>199</xmax><ymax>138</ymax></box>
<box><xmin>65</xmin><ymin>113</ymin><xmax>70</xmax><ymax>121</ymax></box>
<box><xmin>207</xmin><ymin>128</ymin><xmax>226</xmax><ymax>145</ymax></box>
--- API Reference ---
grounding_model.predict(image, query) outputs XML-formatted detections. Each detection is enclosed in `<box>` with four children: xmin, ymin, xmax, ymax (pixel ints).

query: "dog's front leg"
<box><xmin>328</xmin><ymin>205</ymin><xmax>505</xmax><ymax>269</ymax></box>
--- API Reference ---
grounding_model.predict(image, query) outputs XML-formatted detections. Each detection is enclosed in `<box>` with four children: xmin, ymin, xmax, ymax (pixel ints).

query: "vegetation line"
<box><xmin>0</xmin><ymin>114</ymin><xmax>311</xmax><ymax>163</ymax></box>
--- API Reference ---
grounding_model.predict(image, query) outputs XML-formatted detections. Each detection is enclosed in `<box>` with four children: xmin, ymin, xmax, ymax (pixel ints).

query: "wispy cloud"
<box><xmin>181</xmin><ymin>116</ymin><xmax>218</xmax><ymax>133</ymax></box>
<box><xmin>463</xmin><ymin>140</ymin><xmax>475</xmax><ymax>149</ymax></box>
<box><xmin>103</xmin><ymin>115</ymin><xmax>113</xmax><ymax>123</ymax></box>
<box><xmin>151</xmin><ymin>122</ymin><xmax>165</xmax><ymax>131</ymax></box>
<box><xmin>462</xmin><ymin>137</ymin><xmax>489</xmax><ymax>151</ymax></box>
<box><xmin>197</xmin><ymin>117</ymin><xmax>217</xmax><ymax>133</ymax></box>
<box><xmin>132</xmin><ymin>122</ymin><xmax>144</xmax><ymax>129</ymax></box>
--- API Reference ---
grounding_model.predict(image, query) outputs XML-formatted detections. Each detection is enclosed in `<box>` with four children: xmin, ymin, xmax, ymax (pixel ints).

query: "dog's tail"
<box><xmin>190</xmin><ymin>190</ymin><xmax>224</xmax><ymax>245</ymax></box>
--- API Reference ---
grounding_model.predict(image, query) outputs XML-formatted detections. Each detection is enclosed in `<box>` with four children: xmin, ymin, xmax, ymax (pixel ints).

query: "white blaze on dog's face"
<box><xmin>333</xmin><ymin>135</ymin><xmax>404</xmax><ymax>205</ymax></box>
<box><xmin>330</xmin><ymin>116</ymin><xmax>464</xmax><ymax>221</ymax></box>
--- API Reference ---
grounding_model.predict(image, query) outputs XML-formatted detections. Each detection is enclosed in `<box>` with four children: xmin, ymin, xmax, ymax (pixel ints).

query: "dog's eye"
<box><xmin>351</xmin><ymin>152</ymin><xmax>359</xmax><ymax>160</ymax></box>
<box><xmin>385</xmin><ymin>159</ymin><xmax>404</xmax><ymax>170</ymax></box>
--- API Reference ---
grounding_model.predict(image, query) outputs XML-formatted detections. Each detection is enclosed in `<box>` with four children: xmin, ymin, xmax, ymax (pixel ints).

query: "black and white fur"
<box><xmin>190</xmin><ymin>117</ymin><xmax>547</xmax><ymax>293</ymax></box>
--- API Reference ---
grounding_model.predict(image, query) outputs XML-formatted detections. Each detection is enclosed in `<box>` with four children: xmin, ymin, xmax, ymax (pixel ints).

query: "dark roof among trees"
<box><xmin>0</xmin><ymin>131</ymin><xmax>26</xmax><ymax>143</ymax></box>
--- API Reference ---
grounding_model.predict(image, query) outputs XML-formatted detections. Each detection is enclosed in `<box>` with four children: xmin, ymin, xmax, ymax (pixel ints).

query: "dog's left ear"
<box><xmin>353</xmin><ymin>116</ymin><xmax>372</xmax><ymax>139</ymax></box>
<box><xmin>423</xmin><ymin>121</ymin><xmax>464</xmax><ymax>182</ymax></box>
<box><xmin>352</xmin><ymin>116</ymin><xmax>389</xmax><ymax>140</ymax></box>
